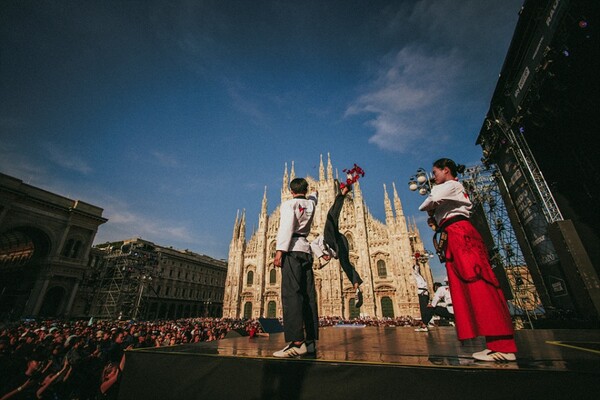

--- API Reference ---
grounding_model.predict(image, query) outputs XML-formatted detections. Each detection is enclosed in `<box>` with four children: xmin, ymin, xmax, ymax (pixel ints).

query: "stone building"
<box><xmin>0</xmin><ymin>172</ymin><xmax>228</xmax><ymax>321</ymax></box>
<box><xmin>0</xmin><ymin>173</ymin><xmax>107</xmax><ymax>319</ymax></box>
<box><xmin>87</xmin><ymin>238</ymin><xmax>227</xmax><ymax>320</ymax></box>
<box><xmin>223</xmin><ymin>155</ymin><xmax>433</xmax><ymax>320</ymax></box>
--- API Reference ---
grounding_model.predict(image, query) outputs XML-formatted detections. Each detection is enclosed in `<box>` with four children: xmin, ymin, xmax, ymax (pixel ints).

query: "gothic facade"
<box><xmin>223</xmin><ymin>155</ymin><xmax>433</xmax><ymax>320</ymax></box>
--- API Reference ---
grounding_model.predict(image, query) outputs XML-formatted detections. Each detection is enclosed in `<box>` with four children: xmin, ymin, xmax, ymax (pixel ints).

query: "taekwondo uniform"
<box><xmin>431</xmin><ymin>284</ymin><xmax>454</xmax><ymax>323</ymax></box>
<box><xmin>419</xmin><ymin>180</ymin><xmax>516</xmax><ymax>354</ymax></box>
<box><xmin>310</xmin><ymin>194</ymin><xmax>362</xmax><ymax>286</ymax></box>
<box><xmin>276</xmin><ymin>191</ymin><xmax>318</xmax><ymax>343</ymax></box>
<box><xmin>413</xmin><ymin>265</ymin><xmax>433</xmax><ymax>327</ymax></box>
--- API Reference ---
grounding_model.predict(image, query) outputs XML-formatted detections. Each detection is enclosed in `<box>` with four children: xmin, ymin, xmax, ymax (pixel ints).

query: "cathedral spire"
<box><xmin>411</xmin><ymin>216</ymin><xmax>420</xmax><ymax>234</ymax></box>
<box><xmin>354</xmin><ymin>179</ymin><xmax>363</xmax><ymax>201</ymax></box>
<box><xmin>282</xmin><ymin>163</ymin><xmax>289</xmax><ymax>193</ymax></box>
<box><xmin>261</xmin><ymin>186</ymin><xmax>268</xmax><ymax>215</ymax></box>
<box><xmin>319</xmin><ymin>154</ymin><xmax>325</xmax><ymax>182</ymax></box>
<box><xmin>259</xmin><ymin>186</ymin><xmax>268</xmax><ymax>231</ymax></box>
<box><xmin>327</xmin><ymin>153</ymin><xmax>333</xmax><ymax>181</ymax></box>
<box><xmin>232</xmin><ymin>209</ymin><xmax>240</xmax><ymax>240</ymax></box>
<box><xmin>239</xmin><ymin>209</ymin><xmax>246</xmax><ymax>240</ymax></box>
<box><xmin>392</xmin><ymin>182</ymin><xmax>407</xmax><ymax>234</ymax></box>
<box><xmin>383</xmin><ymin>184</ymin><xmax>395</xmax><ymax>226</ymax></box>
<box><xmin>290</xmin><ymin>161</ymin><xmax>296</xmax><ymax>182</ymax></box>
<box><xmin>392</xmin><ymin>182</ymin><xmax>404</xmax><ymax>216</ymax></box>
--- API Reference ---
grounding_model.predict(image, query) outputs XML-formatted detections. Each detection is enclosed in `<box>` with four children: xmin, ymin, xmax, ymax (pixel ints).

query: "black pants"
<box><xmin>281</xmin><ymin>251</ymin><xmax>318</xmax><ymax>342</ymax></box>
<box><xmin>323</xmin><ymin>194</ymin><xmax>363</xmax><ymax>286</ymax></box>
<box><xmin>418</xmin><ymin>293</ymin><xmax>433</xmax><ymax>324</ymax></box>
<box><xmin>432</xmin><ymin>306</ymin><xmax>454</xmax><ymax>322</ymax></box>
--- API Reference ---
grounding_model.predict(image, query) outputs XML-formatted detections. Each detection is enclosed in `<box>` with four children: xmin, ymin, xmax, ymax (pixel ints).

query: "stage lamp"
<box><xmin>578</xmin><ymin>19</ymin><xmax>588</xmax><ymax>29</ymax></box>
<box><xmin>407</xmin><ymin>168</ymin><xmax>434</xmax><ymax>196</ymax></box>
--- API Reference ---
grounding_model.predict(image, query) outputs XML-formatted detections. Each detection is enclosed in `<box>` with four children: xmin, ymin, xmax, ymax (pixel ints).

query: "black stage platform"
<box><xmin>118</xmin><ymin>326</ymin><xmax>600</xmax><ymax>399</ymax></box>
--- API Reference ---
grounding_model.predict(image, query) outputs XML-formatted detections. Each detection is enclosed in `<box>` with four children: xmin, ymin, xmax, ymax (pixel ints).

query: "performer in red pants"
<box><xmin>419</xmin><ymin>158</ymin><xmax>517</xmax><ymax>362</ymax></box>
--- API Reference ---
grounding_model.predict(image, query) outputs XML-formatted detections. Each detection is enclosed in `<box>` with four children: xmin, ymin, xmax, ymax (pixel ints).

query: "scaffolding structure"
<box><xmin>489</xmin><ymin>110</ymin><xmax>564</xmax><ymax>224</ymax></box>
<box><xmin>92</xmin><ymin>241</ymin><xmax>159</xmax><ymax>320</ymax></box>
<box><xmin>462</xmin><ymin>165</ymin><xmax>544</xmax><ymax>328</ymax></box>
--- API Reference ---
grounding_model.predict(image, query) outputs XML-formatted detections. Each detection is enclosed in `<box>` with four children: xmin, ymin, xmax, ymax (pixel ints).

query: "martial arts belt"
<box><xmin>432</xmin><ymin>215</ymin><xmax>469</xmax><ymax>263</ymax></box>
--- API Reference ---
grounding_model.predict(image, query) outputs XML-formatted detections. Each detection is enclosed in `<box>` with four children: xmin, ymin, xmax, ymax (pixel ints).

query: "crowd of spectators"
<box><xmin>0</xmin><ymin>316</ymin><xmax>421</xmax><ymax>399</ymax></box>
<box><xmin>320</xmin><ymin>315</ymin><xmax>419</xmax><ymax>327</ymax></box>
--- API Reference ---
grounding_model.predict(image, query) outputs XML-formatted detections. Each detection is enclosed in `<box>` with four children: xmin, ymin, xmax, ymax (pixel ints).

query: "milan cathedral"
<box><xmin>223</xmin><ymin>155</ymin><xmax>433</xmax><ymax>320</ymax></box>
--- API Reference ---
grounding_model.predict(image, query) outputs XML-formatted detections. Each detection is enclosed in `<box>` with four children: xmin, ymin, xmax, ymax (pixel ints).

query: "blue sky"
<box><xmin>1</xmin><ymin>0</ymin><xmax>523</xmax><ymax>280</ymax></box>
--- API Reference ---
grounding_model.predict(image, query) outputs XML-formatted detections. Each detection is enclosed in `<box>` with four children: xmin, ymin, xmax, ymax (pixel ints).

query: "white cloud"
<box><xmin>346</xmin><ymin>0</ymin><xmax>521</xmax><ymax>154</ymax></box>
<box><xmin>151</xmin><ymin>151</ymin><xmax>180</xmax><ymax>168</ymax></box>
<box><xmin>0</xmin><ymin>146</ymin><xmax>223</xmax><ymax>256</ymax></box>
<box><xmin>45</xmin><ymin>144</ymin><xmax>93</xmax><ymax>174</ymax></box>
<box><xmin>347</xmin><ymin>46</ymin><xmax>463</xmax><ymax>152</ymax></box>
<box><xmin>225</xmin><ymin>80</ymin><xmax>269</xmax><ymax>126</ymax></box>
<box><xmin>0</xmin><ymin>146</ymin><xmax>47</xmax><ymax>184</ymax></box>
<box><xmin>94</xmin><ymin>202</ymin><xmax>196</xmax><ymax>246</ymax></box>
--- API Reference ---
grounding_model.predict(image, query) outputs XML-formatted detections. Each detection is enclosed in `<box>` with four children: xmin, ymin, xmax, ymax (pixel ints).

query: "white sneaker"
<box><xmin>427</xmin><ymin>322</ymin><xmax>436</xmax><ymax>329</ymax></box>
<box><xmin>449</xmin><ymin>321</ymin><xmax>455</xmax><ymax>327</ymax></box>
<box><xmin>305</xmin><ymin>340</ymin><xmax>316</xmax><ymax>354</ymax></box>
<box><xmin>414</xmin><ymin>327</ymin><xmax>429</xmax><ymax>332</ymax></box>
<box><xmin>472</xmin><ymin>349</ymin><xmax>516</xmax><ymax>362</ymax></box>
<box><xmin>273</xmin><ymin>342</ymin><xmax>308</xmax><ymax>358</ymax></box>
<box><xmin>355</xmin><ymin>288</ymin><xmax>363</xmax><ymax>308</ymax></box>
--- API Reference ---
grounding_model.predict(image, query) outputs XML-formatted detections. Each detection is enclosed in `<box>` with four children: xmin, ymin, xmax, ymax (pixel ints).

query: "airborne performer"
<box><xmin>419</xmin><ymin>158</ymin><xmax>517</xmax><ymax>362</ymax></box>
<box><xmin>311</xmin><ymin>181</ymin><xmax>363</xmax><ymax>308</ymax></box>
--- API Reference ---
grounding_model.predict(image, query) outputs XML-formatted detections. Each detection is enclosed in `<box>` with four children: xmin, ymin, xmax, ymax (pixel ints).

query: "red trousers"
<box><xmin>444</xmin><ymin>220</ymin><xmax>517</xmax><ymax>353</ymax></box>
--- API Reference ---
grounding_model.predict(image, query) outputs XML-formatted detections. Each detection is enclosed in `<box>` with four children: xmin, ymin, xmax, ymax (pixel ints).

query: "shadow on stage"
<box><xmin>118</xmin><ymin>326</ymin><xmax>600</xmax><ymax>399</ymax></box>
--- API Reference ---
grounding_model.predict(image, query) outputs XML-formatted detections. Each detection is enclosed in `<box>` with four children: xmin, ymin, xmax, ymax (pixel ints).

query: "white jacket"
<box><xmin>419</xmin><ymin>180</ymin><xmax>472</xmax><ymax>225</ymax></box>
<box><xmin>431</xmin><ymin>285</ymin><xmax>454</xmax><ymax>314</ymax></box>
<box><xmin>310</xmin><ymin>236</ymin><xmax>337</xmax><ymax>259</ymax></box>
<box><xmin>276</xmin><ymin>192</ymin><xmax>318</xmax><ymax>253</ymax></box>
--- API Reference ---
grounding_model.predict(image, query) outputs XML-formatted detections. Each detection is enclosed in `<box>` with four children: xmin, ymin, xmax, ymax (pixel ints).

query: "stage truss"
<box><xmin>462</xmin><ymin>165</ymin><xmax>544</xmax><ymax>328</ymax></box>
<box><xmin>91</xmin><ymin>241</ymin><xmax>159</xmax><ymax>320</ymax></box>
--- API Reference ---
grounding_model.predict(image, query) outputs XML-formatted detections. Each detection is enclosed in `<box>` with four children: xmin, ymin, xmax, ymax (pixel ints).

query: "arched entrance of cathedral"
<box><xmin>349</xmin><ymin>299</ymin><xmax>360</xmax><ymax>319</ymax></box>
<box><xmin>381</xmin><ymin>296</ymin><xmax>395</xmax><ymax>318</ymax></box>
<box><xmin>243</xmin><ymin>301</ymin><xmax>252</xmax><ymax>319</ymax></box>
<box><xmin>39</xmin><ymin>286</ymin><xmax>67</xmax><ymax>317</ymax></box>
<box><xmin>344</xmin><ymin>287</ymin><xmax>360</xmax><ymax>319</ymax></box>
<box><xmin>267</xmin><ymin>301</ymin><xmax>276</xmax><ymax>318</ymax></box>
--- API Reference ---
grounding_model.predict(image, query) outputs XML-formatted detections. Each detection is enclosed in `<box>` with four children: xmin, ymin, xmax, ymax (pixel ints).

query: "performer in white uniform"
<box><xmin>273</xmin><ymin>178</ymin><xmax>319</xmax><ymax>358</ymax></box>
<box><xmin>429</xmin><ymin>281</ymin><xmax>455</xmax><ymax>325</ymax></box>
<box><xmin>413</xmin><ymin>263</ymin><xmax>433</xmax><ymax>332</ymax></box>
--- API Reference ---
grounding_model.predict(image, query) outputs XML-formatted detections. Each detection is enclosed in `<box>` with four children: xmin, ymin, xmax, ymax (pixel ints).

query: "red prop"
<box><xmin>340</xmin><ymin>164</ymin><xmax>366</xmax><ymax>189</ymax></box>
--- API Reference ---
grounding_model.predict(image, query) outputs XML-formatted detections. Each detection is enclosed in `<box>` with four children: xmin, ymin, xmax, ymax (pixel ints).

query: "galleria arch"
<box><xmin>0</xmin><ymin>173</ymin><xmax>107</xmax><ymax>319</ymax></box>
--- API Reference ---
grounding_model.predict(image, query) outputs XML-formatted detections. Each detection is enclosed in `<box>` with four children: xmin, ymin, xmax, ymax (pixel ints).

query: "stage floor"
<box><xmin>119</xmin><ymin>326</ymin><xmax>600</xmax><ymax>399</ymax></box>
<box><xmin>136</xmin><ymin>325</ymin><xmax>600</xmax><ymax>372</ymax></box>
